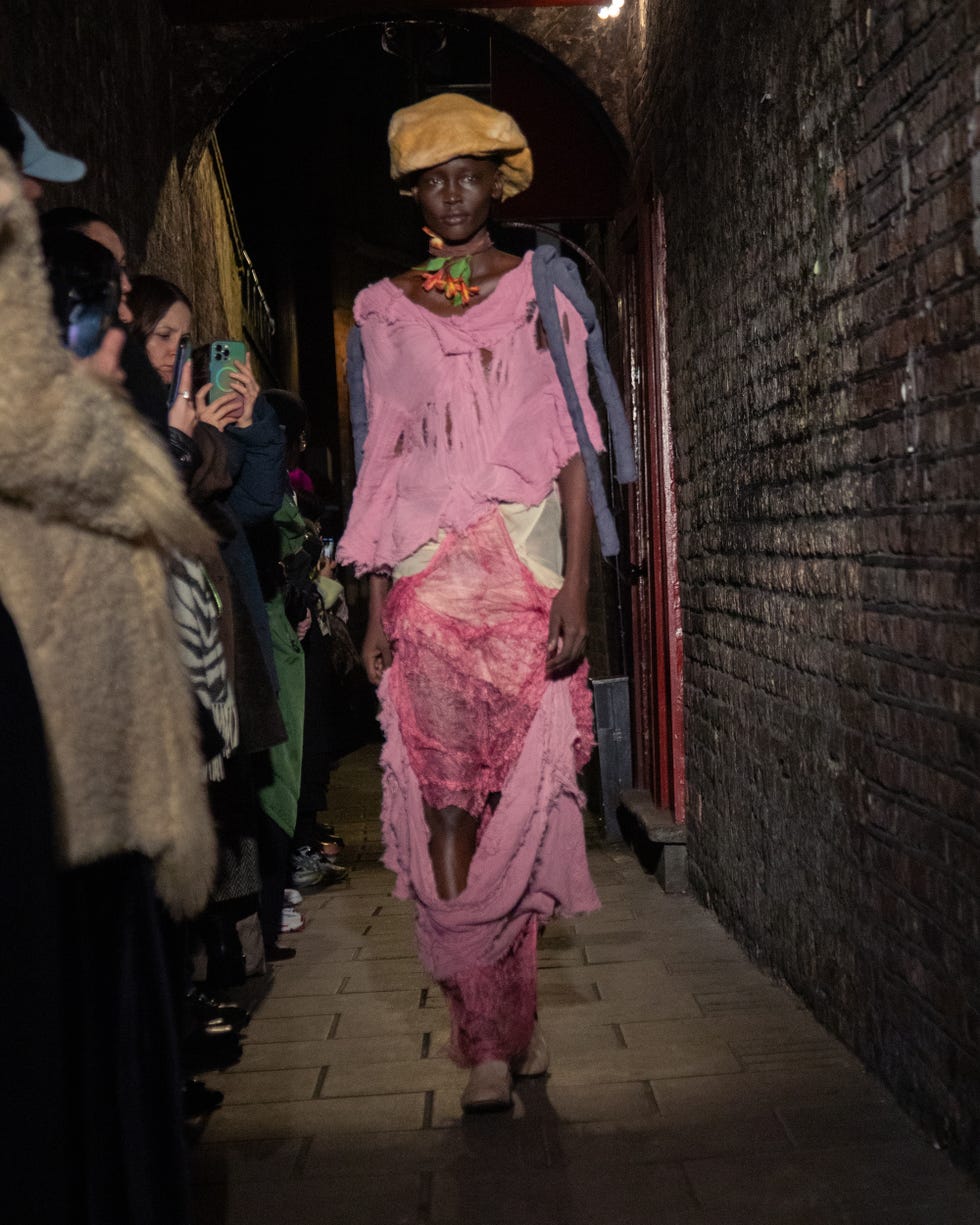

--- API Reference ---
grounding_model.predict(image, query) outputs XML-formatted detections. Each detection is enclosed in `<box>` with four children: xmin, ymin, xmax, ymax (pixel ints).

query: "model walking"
<box><xmin>338</xmin><ymin>93</ymin><xmax>634</xmax><ymax>1111</ymax></box>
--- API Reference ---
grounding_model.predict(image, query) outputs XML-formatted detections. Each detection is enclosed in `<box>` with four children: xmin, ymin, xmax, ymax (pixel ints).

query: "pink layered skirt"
<box><xmin>379</xmin><ymin>511</ymin><xmax>599</xmax><ymax>1065</ymax></box>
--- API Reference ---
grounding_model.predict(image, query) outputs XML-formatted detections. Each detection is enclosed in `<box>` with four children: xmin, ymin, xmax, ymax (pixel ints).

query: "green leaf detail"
<box><xmin>413</xmin><ymin>256</ymin><xmax>449</xmax><ymax>273</ymax></box>
<box><xmin>448</xmin><ymin>257</ymin><xmax>471</xmax><ymax>279</ymax></box>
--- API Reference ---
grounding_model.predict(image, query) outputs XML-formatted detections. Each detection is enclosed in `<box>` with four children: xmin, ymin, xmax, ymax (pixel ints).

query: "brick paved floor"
<box><xmin>191</xmin><ymin>747</ymin><xmax>980</xmax><ymax>1225</ymax></box>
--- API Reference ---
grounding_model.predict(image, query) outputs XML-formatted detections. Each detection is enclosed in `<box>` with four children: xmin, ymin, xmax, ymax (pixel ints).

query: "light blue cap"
<box><xmin>16</xmin><ymin>112</ymin><xmax>86</xmax><ymax>182</ymax></box>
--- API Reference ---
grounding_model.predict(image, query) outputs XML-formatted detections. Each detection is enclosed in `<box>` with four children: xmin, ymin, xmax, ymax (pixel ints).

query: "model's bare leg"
<box><xmin>423</xmin><ymin>803</ymin><xmax>478</xmax><ymax>899</ymax></box>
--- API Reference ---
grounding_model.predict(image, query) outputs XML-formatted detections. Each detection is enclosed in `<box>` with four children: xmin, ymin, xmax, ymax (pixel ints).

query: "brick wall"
<box><xmin>1</xmin><ymin>0</ymin><xmax>174</xmax><ymax>262</ymax></box>
<box><xmin>143</xmin><ymin>143</ymin><xmax>245</xmax><ymax>345</ymax></box>
<box><xmin>622</xmin><ymin>0</ymin><xmax>979</xmax><ymax>1171</ymax></box>
<box><xmin>1</xmin><ymin>0</ymin><xmax>241</xmax><ymax>336</ymax></box>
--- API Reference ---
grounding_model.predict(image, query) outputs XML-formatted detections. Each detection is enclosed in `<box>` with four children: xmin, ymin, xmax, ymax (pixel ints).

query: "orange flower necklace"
<box><xmin>414</xmin><ymin>227</ymin><xmax>493</xmax><ymax>307</ymax></box>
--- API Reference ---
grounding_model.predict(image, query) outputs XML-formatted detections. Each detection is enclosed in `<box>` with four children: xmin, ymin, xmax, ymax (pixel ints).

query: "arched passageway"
<box><xmin>1</xmin><ymin>0</ymin><xmax>978</xmax><ymax>1215</ymax></box>
<box><xmin>197</xmin><ymin>14</ymin><xmax>684</xmax><ymax>826</ymax></box>
<box><xmin>211</xmin><ymin>16</ymin><xmax>625</xmax><ymax>478</ymax></box>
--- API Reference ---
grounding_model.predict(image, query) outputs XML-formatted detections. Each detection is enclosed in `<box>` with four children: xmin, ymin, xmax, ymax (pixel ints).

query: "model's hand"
<box><xmin>362</xmin><ymin>621</ymin><xmax>393</xmax><ymax>685</ymax></box>
<box><xmin>546</xmin><ymin>581</ymin><xmax>588</xmax><ymax>676</ymax></box>
<box><xmin>227</xmin><ymin>353</ymin><xmax>259</xmax><ymax>429</ymax></box>
<box><xmin>296</xmin><ymin>609</ymin><xmax>313</xmax><ymax>642</ymax></box>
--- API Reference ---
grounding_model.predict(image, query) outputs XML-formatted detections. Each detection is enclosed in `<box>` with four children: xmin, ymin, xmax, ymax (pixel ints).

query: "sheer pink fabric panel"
<box><xmin>382</xmin><ymin>511</ymin><xmax>556</xmax><ymax>816</ymax></box>
<box><xmin>376</xmin><ymin>520</ymin><xmax>599</xmax><ymax>992</ymax></box>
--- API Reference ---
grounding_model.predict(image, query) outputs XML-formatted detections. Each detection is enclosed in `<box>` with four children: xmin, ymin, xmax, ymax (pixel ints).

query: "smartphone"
<box><xmin>321</xmin><ymin>538</ymin><xmax>336</xmax><ymax>562</ymax></box>
<box><xmin>44</xmin><ymin>228</ymin><xmax>121</xmax><ymax>358</ymax></box>
<box><xmin>167</xmin><ymin>335</ymin><xmax>191</xmax><ymax>407</ymax></box>
<box><xmin>65</xmin><ymin>279</ymin><xmax>120</xmax><ymax>359</ymax></box>
<box><xmin>207</xmin><ymin>339</ymin><xmax>248</xmax><ymax>403</ymax></box>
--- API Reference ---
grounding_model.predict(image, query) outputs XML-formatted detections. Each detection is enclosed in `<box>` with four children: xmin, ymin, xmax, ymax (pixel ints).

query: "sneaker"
<box><xmin>283</xmin><ymin>888</ymin><xmax>303</xmax><ymax>907</ymax></box>
<box><xmin>182</xmin><ymin>1029</ymin><xmax>242</xmax><ymax>1074</ymax></box>
<box><xmin>308</xmin><ymin>844</ymin><xmax>348</xmax><ymax>875</ymax></box>
<box><xmin>186</xmin><ymin>986</ymin><xmax>250</xmax><ymax>1032</ymax></box>
<box><xmin>319</xmin><ymin>863</ymin><xmax>349</xmax><ymax>887</ymax></box>
<box><xmin>182</xmin><ymin>1078</ymin><xmax>224</xmax><ymax>1117</ymax></box>
<box><xmin>290</xmin><ymin>847</ymin><xmax>324</xmax><ymax>888</ymax></box>
<box><xmin>280</xmin><ymin>906</ymin><xmax>306</xmax><ymax>934</ymax></box>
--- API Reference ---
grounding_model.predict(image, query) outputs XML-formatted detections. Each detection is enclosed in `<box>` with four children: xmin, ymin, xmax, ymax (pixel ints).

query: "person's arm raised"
<box><xmin>226</xmin><ymin>391</ymin><xmax>285</xmax><ymax>526</ymax></box>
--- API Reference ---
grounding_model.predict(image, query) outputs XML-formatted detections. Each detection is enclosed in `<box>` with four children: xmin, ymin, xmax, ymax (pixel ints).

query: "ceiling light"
<box><xmin>598</xmin><ymin>0</ymin><xmax>625</xmax><ymax>18</ymax></box>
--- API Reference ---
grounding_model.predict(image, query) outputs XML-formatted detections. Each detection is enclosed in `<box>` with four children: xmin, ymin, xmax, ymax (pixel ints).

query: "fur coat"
<box><xmin>0</xmin><ymin>151</ymin><xmax>217</xmax><ymax>918</ymax></box>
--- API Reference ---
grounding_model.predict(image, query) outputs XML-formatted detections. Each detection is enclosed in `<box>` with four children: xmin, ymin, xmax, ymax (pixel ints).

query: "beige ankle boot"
<box><xmin>461</xmin><ymin>1060</ymin><xmax>513</xmax><ymax>1113</ymax></box>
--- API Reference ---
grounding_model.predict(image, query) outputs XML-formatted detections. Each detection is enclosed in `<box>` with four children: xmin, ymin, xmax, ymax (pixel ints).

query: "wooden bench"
<box><xmin>618</xmin><ymin>789</ymin><xmax>688</xmax><ymax>893</ymax></box>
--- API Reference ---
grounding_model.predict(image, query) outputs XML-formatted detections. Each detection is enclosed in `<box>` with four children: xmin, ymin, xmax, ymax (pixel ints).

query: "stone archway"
<box><xmin>145</xmin><ymin>8</ymin><xmax>631</xmax><ymax>359</ymax></box>
<box><xmin>160</xmin><ymin>9</ymin><xmax>641</xmax><ymax>703</ymax></box>
<box><xmin>170</xmin><ymin>6</ymin><xmax>632</xmax><ymax>170</ymax></box>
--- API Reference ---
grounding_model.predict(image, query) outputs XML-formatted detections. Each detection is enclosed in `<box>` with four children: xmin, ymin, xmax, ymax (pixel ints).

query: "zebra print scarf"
<box><xmin>168</xmin><ymin>555</ymin><xmax>239</xmax><ymax>781</ymax></box>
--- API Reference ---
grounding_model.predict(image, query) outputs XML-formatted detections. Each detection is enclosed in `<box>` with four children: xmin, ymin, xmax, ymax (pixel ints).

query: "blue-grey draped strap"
<box><xmin>347</xmin><ymin>324</ymin><xmax>368</xmax><ymax>472</ymax></box>
<box><xmin>531</xmin><ymin>245</ymin><xmax>636</xmax><ymax>558</ymax></box>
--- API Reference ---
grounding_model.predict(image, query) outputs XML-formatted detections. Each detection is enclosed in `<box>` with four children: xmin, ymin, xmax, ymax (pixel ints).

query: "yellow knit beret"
<box><xmin>388</xmin><ymin>93</ymin><xmax>533</xmax><ymax>200</ymax></box>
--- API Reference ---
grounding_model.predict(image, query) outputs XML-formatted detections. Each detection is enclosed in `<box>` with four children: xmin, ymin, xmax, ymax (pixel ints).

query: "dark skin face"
<box><xmin>391</xmin><ymin>155</ymin><xmax>521</xmax><ymax>316</ymax></box>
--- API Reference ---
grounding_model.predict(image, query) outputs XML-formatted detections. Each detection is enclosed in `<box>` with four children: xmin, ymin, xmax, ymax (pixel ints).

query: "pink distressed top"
<box><xmin>337</xmin><ymin>251</ymin><xmax>605</xmax><ymax>575</ymax></box>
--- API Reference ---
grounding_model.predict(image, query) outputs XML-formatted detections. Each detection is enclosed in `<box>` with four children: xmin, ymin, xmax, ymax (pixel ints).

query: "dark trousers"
<box><xmin>1</xmin><ymin>599</ymin><xmax>192</xmax><ymax>1225</ymax></box>
<box><xmin>293</xmin><ymin>806</ymin><xmax>318</xmax><ymax>850</ymax></box>
<box><xmin>257</xmin><ymin>811</ymin><xmax>292</xmax><ymax>948</ymax></box>
<box><xmin>1</xmin><ymin>600</ymin><xmax>70</xmax><ymax>1224</ymax></box>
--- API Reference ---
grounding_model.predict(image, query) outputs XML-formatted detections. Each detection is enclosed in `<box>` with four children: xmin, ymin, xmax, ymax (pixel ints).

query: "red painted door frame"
<box><xmin>623</xmin><ymin>192</ymin><xmax>686</xmax><ymax>821</ymax></box>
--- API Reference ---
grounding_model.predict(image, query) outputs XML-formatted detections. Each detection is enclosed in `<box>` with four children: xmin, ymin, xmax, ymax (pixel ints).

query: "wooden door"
<box><xmin>622</xmin><ymin>195</ymin><xmax>686</xmax><ymax>820</ymax></box>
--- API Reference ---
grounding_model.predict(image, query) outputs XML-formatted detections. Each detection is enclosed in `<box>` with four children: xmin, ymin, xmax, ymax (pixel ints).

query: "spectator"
<box><xmin>15</xmin><ymin>107</ymin><xmax>85</xmax><ymax>203</ymax></box>
<box><xmin>41</xmin><ymin>222</ymin><xmax>127</xmax><ymax>384</ymax></box>
<box><xmin>41</xmin><ymin>205</ymin><xmax>133</xmax><ymax>322</ymax></box>
<box><xmin>0</xmin><ymin>146</ymin><xmax>213</xmax><ymax>1224</ymax></box>
<box><xmin>41</xmin><ymin>206</ymin><xmax>173</xmax><ymax>435</ymax></box>
<box><xmin>129</xmin><ymin>274</ymin><xmax>298</xmax><ymax>968</ymax></box>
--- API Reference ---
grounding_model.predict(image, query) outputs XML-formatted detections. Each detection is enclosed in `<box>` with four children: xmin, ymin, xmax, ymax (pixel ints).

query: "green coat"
<box><xmin>257</xmin><ymin>496</ymin><xmax>308</xmax><ymax>837</ymax></box>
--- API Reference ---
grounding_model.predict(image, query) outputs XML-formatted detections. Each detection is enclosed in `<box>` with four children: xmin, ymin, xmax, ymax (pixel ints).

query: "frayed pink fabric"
<box><xmin>376</xmin><ymin>516</ymin><xmax>599</xmax><ymax>1009</ymax></box>
<box><xmin>337</xmin><ymin>253</ymin><xmax>605</xmax><ymax>576</ymax></box>
<box><xmin>441</xmin><ymin>917</ymin><xmax>538</xmax><ymax>1067</ymax></box>
<box><xmin>339</xmin><ymin>261</ymin><xmax>604</xmax><ymax>1066</ymax></box>
<box><xmin>383</xmin><ymin>511</ymin><xmax>558</xmax><ymax>815</ymax></box>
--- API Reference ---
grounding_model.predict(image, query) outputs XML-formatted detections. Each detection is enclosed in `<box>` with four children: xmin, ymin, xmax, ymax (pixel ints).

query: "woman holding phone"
<box><xmin>128</xmin><ymin>274</ymin><xmax>301</xmax><ymax>968</ymax></box>
<box><xmin>127</xmin><ymin>276</ymin><xmax>259</xmax><ymax>434</ymax></box>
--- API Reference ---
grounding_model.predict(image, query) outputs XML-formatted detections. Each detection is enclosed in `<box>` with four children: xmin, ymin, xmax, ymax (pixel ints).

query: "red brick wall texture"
<box><xmin>623</xmin><ymin>0</ymin><xmax>979</xmax><ymax>1171</ymax></box>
